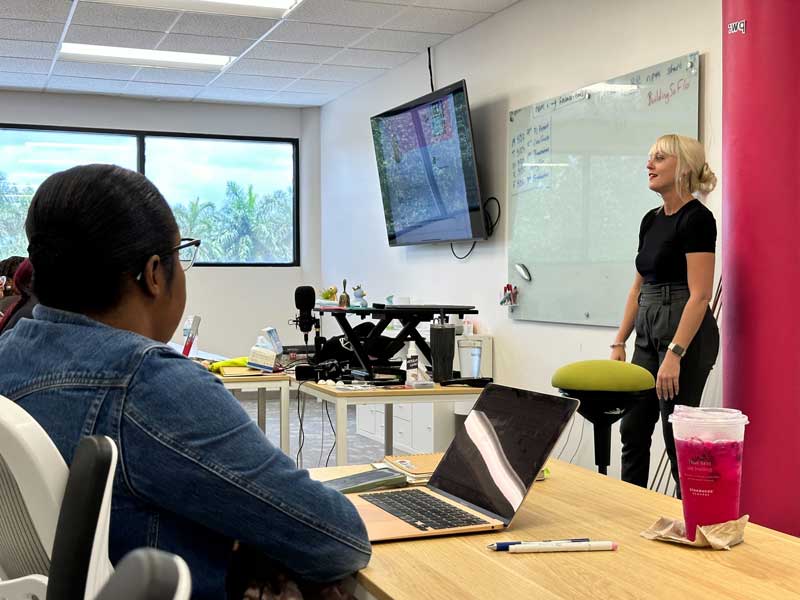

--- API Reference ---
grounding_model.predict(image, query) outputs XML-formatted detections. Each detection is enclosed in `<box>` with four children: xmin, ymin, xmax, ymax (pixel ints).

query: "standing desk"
<box><xmin>299</xmin><ymin>382</ymin><xmax>481</xmax><ymax>465</ymax></box>
<box><xmin>312</xmin><ymin>460</ymin><xmax>800</xmax><ymax>599</ymax></box>
<box><xmin>217</xmin><ymin>374</ymin><xmax>291</xmax><ymax>453</ymax></box>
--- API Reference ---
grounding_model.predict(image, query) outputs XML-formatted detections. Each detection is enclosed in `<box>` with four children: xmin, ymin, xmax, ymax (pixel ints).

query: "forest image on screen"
<box><xmin>372</xmin><ymin>89</ymin><xmax>478</xmax><ymax>245</ymax></box>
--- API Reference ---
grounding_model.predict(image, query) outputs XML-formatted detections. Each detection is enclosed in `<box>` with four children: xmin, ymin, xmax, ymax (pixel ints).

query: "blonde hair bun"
<box><xmin>696</xmin><ymin>162</ymin><xmax>717</xmax><ymax>194</ymax></box>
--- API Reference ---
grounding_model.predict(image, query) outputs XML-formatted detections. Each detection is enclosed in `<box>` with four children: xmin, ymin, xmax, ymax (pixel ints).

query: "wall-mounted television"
<box><xmin>370</xmin><ymin>80</ymin><xmax>487</xmax><ymax>247</ymax></box>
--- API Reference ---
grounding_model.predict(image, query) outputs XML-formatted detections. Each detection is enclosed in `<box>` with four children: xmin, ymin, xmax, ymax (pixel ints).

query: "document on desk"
<box><xmin>219</xmin><ymin>366</ymin><xmax>268</xmax><ymax>377</ymax></box>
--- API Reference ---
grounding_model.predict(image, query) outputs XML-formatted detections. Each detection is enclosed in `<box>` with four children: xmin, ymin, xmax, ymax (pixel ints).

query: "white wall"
<box><xmin>320</xmin><ymin>0</ymin><xmax>722</xmax><ymax>482</ymax></box>
<box><xmin>0</xmin><ymin>91</ymin><xmax>321</xmax><ymax>357</ymax></box>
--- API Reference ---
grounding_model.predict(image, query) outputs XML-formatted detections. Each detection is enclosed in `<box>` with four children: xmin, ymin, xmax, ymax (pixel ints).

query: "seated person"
<box><xmin>0</xmin><ymin>258</ymin><xmax>36</xmax><ymax>334</ymax></box>
<box><xmin>0</xmin><ymin>255</ymin><xmax>25</xmax><ymax>314</ymax></box>
<box><xmin>0</xmin><ymin>165</ymin><xmax>370</xmax><ymax>599</ymax></box>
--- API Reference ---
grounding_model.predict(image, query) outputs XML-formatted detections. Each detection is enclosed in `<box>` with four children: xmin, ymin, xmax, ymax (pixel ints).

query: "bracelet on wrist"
<box><xmin>609</xmin><ymin>342</ymin><xmax>626</xmax><ymax>349</ymax></box>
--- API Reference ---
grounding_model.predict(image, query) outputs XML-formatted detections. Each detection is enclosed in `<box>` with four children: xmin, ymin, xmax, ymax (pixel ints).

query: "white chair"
<box><xmin>0</xmin><ymin>397</ymin><xmax>190</xmax><ymax>600</ymax></box>
<box><xmin>0</xmin><ymin>395</ymin><xmax>69</xmax><ymax>599</ymax></box>
<box><xmin>94</xmin><ymin>550</ymin><xmax>191</xmax><ymax>600</ymax></box>
<box><xmin>0</xmin><ymin>395</ymin><xmax>114</xmax><ymax>600</ymax></box>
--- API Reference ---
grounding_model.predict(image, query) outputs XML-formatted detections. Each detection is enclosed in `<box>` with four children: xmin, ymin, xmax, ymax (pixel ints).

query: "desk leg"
<box><xmin>384</xmin><ymin>403</ymin><xmax>393</xmax><ymax>456</ymax></box>
<box><xmin>257</xmin><ymin>388</ymin><xmax>266</xmax><ymax>434</ymax></box>
<box><xmin>280</xmin><ymin>383</ymin><xmax>290</xmax><ymax>453</ymax></box>
<box><xmin>336</xmin><ymin>399</ymin><xmax>348</xmax><ymax>466</ymax></box>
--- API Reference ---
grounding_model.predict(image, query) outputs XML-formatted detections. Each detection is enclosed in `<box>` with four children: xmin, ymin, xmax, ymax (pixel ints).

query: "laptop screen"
<box><xmin>427</xmin><ymin>384</ymin><xmax>579</xmax><ymax>522</ymax></box>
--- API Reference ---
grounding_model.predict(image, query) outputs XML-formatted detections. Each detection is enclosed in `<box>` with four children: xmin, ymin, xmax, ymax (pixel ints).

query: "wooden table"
<box><xmin>312</xmin><ymin>461</ymin><xmax>800</xmax><ymax>599</ymax></box>
<box><xmin>217</xmin><ymin>374</ymin><xmax>291</xmax><ymax>452</ymax></box>
<box><xmin>299</xmin><ymin>383</ymin><xmax>481</xmax><ymax>465</ymax></box>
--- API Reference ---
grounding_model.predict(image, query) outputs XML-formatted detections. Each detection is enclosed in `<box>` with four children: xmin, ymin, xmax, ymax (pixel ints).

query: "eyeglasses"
<box><xmin>135</xmin><ymin>238</ymin><xmax>201</xmax><ymax>281</ymax></box>
<box><xmin>174</xmin><ymin>238</ymin><xmax>201</xmax><ymax>272</ymax></box>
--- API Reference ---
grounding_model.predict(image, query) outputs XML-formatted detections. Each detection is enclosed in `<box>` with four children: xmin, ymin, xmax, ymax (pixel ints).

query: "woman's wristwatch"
<box><xmin>668</xmin><ymin>342</ymin><xmax>687</xmax><ymax>358</ymax></box>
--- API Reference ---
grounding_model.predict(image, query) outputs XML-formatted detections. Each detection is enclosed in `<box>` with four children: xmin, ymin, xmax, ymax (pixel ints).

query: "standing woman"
<box><xmin>611</xmin><ymin>134</ymin><xmax>720</xmax><ymax>493</ymax></box>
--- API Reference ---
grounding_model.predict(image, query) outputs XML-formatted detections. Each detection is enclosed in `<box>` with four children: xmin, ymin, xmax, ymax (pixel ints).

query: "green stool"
<box><xmin>552</xmin><ymin>360</ymin><xmax>655</xmax><ymax>475</ymax></box>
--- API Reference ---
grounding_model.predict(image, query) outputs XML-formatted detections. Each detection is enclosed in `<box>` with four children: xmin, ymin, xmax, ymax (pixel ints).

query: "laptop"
<box><xmin>347</xmin><ymin>384</ymin><xmax>579</xmax><ymax>542</ymax></box>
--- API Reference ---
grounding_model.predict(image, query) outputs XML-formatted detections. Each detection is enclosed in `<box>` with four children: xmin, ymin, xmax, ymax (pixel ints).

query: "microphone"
<box><xmin>294</xmin><ymin>285</ymin><xmax>316</xmax><ymax>335</ymax></box>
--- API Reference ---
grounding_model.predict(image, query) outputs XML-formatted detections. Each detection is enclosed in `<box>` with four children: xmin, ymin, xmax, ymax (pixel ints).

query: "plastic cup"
<box><xmin>457</xmin><ymin>338</ymin><xmax>482</xmax><ymax>378</ymax></box>
<box><xmin>669</xmin><ymin>407</ymin><xmax>749</xmax><ymax>541</ymax></box>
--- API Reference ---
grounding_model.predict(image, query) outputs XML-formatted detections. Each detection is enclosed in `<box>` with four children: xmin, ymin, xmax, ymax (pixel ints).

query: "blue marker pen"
<box><xmin>487</xmin><ymin>538</ymin><xmax>590</xmax><ymax>551</ymax></box>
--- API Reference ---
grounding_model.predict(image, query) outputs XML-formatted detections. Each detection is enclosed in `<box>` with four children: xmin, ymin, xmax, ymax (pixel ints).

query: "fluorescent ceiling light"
<box><xmin>84</xmin><ymin>0</ymin><xmax>298</xmax><ymax>19</ymax></box>
<box><xmin>60</xmin><ymin>43</ymin><xmax>233</xmax><ymax>70</ymax></box>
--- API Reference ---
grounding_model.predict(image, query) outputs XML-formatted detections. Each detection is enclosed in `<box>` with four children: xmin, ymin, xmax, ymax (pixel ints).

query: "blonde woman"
<box><xmin>610</xmin><ymin>134</ymin><xmax>720</xmax><ymax>494</ymax></box>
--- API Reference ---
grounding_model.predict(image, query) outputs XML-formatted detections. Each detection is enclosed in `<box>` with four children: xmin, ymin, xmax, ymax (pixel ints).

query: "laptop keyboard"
<box><xmin>361</xmin><ymin>488</ymin><xmax>489</xmax><ymax>531</ymax></box>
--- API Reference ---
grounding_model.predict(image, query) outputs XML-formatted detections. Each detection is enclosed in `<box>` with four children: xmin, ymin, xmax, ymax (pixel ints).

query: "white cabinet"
<box><xmin>354</xmin><ymin>401</ymin><xmax>453</xmax><ymax>455</ymax></box>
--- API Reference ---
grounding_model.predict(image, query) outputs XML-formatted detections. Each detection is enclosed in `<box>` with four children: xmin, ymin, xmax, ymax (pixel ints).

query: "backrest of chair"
<box><xmin>0</xmin><ymin>395</ymin><xmax>68</xmax><ymax>579</ymax></box>
<box><xmin>94</xmin><ymin>549</ymin><xmax>191</xmax><ymax>600</ymax></box>
<box><xmin>46</xmin><ymin>436</ymin><xmax>116</xmax><ymax>600</ymax></box>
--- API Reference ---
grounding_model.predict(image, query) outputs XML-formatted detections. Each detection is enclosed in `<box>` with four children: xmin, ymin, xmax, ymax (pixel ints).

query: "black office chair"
<box><xmin>46</xmin><ymin>435</ymin><xmax>116</xmax><ymax>600</ymax></box>
<box><xmin>45</xmin><ymin>436</ymin><xmax>191</xmax><ymax>600</ymax></box>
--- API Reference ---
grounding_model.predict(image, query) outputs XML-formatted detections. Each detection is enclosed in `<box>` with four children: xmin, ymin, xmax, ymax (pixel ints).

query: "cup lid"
<box><xmin>669</xmin><ymin>406</ymin><xmax>749</xmax><ymax>425</ymax></box>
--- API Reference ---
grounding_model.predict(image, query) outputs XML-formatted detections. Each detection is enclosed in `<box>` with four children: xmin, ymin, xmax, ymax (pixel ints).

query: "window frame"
<box><xmin>0</xmin><ymin>122</ymin><xmax>301</xmax><ymax>267</ymax></box>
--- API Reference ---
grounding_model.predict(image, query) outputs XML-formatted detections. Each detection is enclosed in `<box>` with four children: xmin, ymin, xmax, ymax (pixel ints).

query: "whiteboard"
<box><xmin>507</xmin><ymin>52</ymin><xmax>699</xmax><ymax>327</ymax></box>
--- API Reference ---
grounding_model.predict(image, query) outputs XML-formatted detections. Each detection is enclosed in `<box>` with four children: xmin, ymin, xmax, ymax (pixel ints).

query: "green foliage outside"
<box><xmin>173</xmin><ymin>182</ymin><xmax>295</xmax><ymax>264</ymax></box>
<box><xmin>0</xmin><ymin>171</ymin><xmax>295</xmax><ymax>264</ymax></box>
<box><xmin>0</xmin><ymin>172</ymin><xmax>34</xmax><ymax>258</ymax></box>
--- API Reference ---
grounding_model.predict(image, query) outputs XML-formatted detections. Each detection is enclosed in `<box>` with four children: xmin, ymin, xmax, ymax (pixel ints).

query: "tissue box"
<box><xmin>247</xmin><ymin>346</ymin><xmax>277</xmax><ymax>372</ymax></box>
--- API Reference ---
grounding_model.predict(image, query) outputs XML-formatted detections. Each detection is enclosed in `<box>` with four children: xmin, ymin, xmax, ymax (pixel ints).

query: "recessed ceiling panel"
<box><xmin>287</xmin><ymin>0</ymin><xmax>404</xmax><ymax>28</ymax></box>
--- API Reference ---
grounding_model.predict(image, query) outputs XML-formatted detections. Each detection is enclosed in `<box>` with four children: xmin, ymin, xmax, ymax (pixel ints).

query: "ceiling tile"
<box><xmin>0</xmin><ymin>0</ymin><xmax>72</xmax><ymax>24</ymax></box>
<box><xmin>134</xmin><ymin>67</ymin><xmax>217</xmax><ymax>85</ymax></box>
<box><xmin>124</xmin><ymin>81</ymin><xmax>201</xmax><ymax>99</ymax></box>
<box><xmin>348</xmin><ymin>0</ymin><xmax>410</xmax><ymax>5</ymax></box>
<box><xmin>267</xmin><ymin>91</ymin><xmax>333</xmax><ymax>106</ymax></box>
<box><xmin>157</xmin><ymin>33</ymin><xmax>250</xmax><ymax>55</ymax></box>
<box><xmin>0</xmin><ymin>40</ymin><xmax>56</xmax><ymax>60</ymax></box>
<box><xmin>327</xmin><ymin>47</ymin><xmax>414</xmax><ymax>68</ymax></box>
<box><xmin>65</xmin><ymin>25</ymin><xmax>164</xmax><ymax>48</ymax></box>
<box><xmin>228</xmin><ymin>58</ymin><xmax>315</xmax><ymax>78</ymax></box>
<box><xmin>287</xmin><ymin>0</ymin><xmax>404</xmax><ymax>28</ymax></box>
<box><xmin>265</xmin><ymin>21</ymin><xmax>371</xmax><ymax>47</ymax></box>
<box><xmin>72</xmin><ymin>3</ymin><xmax>178</xmax><ymax>32</ymax></box>
<box><xmin>412</xmin><ymin>0</ymin><xmax>517</xmax><ymax>11</ymax></box>
<box><xmin>285</xmin><ymin>78</ymin><xmax>356</xmax><ymax>94</ymax></box>
<box><xmin>53</xmin><ymin>60</ymin><xmax>139</xmax><ymax>80</ymax></box>
<box><xmin>214</xmin><ymin>73</ymin><xmax>294</xmax><ymax>91</ymax></box>
<box><xmin>382</xmin><ymin>7</ymin><xmax>490</xmax><ymax>34</ymax></box>
<box><xmin>0</xmin><ymin>71</ymin><xmax>47</xmax><ymax>90</ymax></box>
<box><xmin>0</xmin><ymin>19</ymin><xmax>64</xmax><ymax>43</ymax></box>
<box><xmin>0</xmin><ymin>57</ymin><xmax>51</xmax><ymax>74</ymax></box>
<box><xmin>47</xmin><ymin>75</ymin><xmax>131</xmax><ymax>94</ymax></box>
<box><xmin>171</xmin><ymin>13</ymin><xmax>277</xmax><ymax>40</ymax></box>
<box><xmin>246</xmin><ymin>41</ymin><xmax>340</xmax><ymax>63</ymax></box>
<box><xmin>195</xmin><ymin>86</ymin><xmax>274</xmax><ymax>104</ymax></box>
<box><xmin>353</xmin><ymin>29</ymin><xmax>448</xmax><ymax>52</ymax></box>
<box><xmin>306</xmin><ymin>63</ymin><xmax>384</xmax><ymax>83</ymax></box>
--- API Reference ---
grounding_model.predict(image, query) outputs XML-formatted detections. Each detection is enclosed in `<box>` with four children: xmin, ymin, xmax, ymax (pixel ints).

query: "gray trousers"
<box><xmin>620</xmin><ymin>283</ymin><xmax>719</xmax><ymax>494</ymax></box>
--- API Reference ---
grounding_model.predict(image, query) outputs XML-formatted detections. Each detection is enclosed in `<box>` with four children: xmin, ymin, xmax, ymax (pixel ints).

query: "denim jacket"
<box><xmin>0</xmin><ymin>306</ymin><xmax>371</xmax><ymax>598</ymax></box>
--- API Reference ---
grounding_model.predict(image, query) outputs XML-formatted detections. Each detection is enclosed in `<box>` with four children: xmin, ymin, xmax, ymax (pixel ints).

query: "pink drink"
<box><xmin>674</xmin><ymin>437</ymin><xmax>745</xmax><ymax>541</ymax></box>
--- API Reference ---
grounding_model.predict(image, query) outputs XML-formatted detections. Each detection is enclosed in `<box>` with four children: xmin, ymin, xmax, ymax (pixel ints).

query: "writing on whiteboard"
<box><xmin>647</xmin><ymin>78</ymin><xmax>691</xmax><ymax>106</ymax></box>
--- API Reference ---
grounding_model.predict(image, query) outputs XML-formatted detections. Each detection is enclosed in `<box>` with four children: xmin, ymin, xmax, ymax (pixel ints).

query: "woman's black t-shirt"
<box><xmin>635</xmin><ymin>199</ymin><xmax>716</xmax><ymax>284</ymax></box>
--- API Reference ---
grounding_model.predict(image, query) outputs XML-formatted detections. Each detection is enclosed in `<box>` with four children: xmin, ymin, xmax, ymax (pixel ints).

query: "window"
<box><xmin>0</xmin><ymin>126</ymin><xmax>299</xmax><ymax>266</ymax></box>
<box><xmin>145</xmin><ymin>135</ymin><xmax>297</xmax><ymax>265</ymax></box>
<box><xmin>0</xmin><ymin>127</ymin><xmax>137</xmax><ymax>258</ymax></box>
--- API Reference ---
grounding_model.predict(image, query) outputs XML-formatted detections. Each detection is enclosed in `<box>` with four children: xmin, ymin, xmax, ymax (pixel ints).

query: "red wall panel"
<box><xmin>722</xmin><ymin>0</ymin><xmax>800</xmax><ymax>536</ymax></box>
